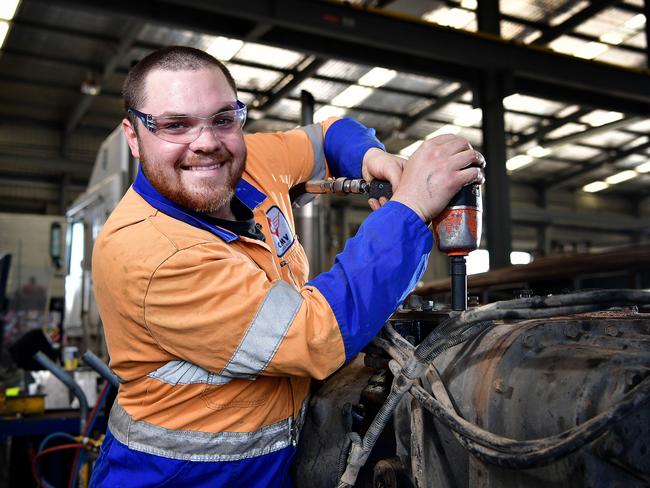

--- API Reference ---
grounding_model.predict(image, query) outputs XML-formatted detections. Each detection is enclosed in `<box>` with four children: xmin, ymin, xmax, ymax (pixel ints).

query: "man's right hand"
<box><xmin>391</xmin><ymin>134</ymin><xmax>485</xmax><ymax>223</ymax></box>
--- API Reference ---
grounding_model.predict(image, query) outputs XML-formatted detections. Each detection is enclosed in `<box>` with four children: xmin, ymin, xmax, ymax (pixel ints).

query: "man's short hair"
<box><xmin>123</xmin><ymin>45</ymin><xmax>238</xmax><ymax>127</ymax></box>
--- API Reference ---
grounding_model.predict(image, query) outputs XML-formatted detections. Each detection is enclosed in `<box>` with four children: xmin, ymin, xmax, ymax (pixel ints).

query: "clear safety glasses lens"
<box><xmin>129</xmin><ymin>102</ymin><xmax>247</xmax><ymax>144</ymax></box>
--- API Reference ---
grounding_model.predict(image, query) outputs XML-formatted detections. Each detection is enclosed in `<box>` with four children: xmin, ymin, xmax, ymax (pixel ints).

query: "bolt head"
<box><xmin>493</xmin><ymin>378</ymin><xmax>506</xmax><ymax>393</ymax></box>
<box><xmin>565</xmin><ymin>324</ymin><xmax>580</xmax><ymax>339</ymax></box>
<box><xmin>522</xmin><ymin>334</ymin><xmax>535</xmax><ymax>349</ymax></box>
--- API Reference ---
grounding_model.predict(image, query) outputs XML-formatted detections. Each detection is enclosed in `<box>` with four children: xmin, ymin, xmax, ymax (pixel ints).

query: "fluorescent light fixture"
<box><xmin>523</xmin><ymin>31</ymin><xmax>542</xmax><ymax>44</ymax></box>
<box><xmin>605</xmin><ymin>170</ymin><xmax>638</xmax><ymax>185</ymax></box>
<box><xmin>503</xmin><ymin>93</ymin><xmax>523</xmax><ymax>110</ymax></box>
<box><xmin>424</xmin><ymin>7</ymin><xmax>474</xmax><ymax>29</ymax></box>
<box><xmin>635</xmin><ymin>161</ymin><xmax>650</xmax><ymax>173</ymax></box>
<box><xmin>625</xmin><ymin>14</ymin><xmax>646</xmax><ymax>30</ymax></box>
<box><xmin>506</xmin><ymin>155</ymin><xmax>533</xmax><ymax>171</ymax></box>
<box><xmin>527</xmin><ymin>146</ymin><xmax>551</xmax><ymax>158</ymax></box>
<box><xmin>550</xmin><ymin>12</ymin><xmax>572</xmax><ymax>26</ymax></box>
<box><xmin>460</xmin><ymin>0</ymin><xmax>477</xmax><ymax>9</ymax></box>
<box><xmin>550</xmin><ymin>1</ymin><xmax>589</xmax><ymax>26</ymax></box>
<box><xmin>400</xmin><ymin>126</ymin><xmax>462</xmax><ymax>156</ymax></box>
<box><xmin>0</xmin><ymin>20</ymin><xmax>8</xmax><ymax>49</ymax></box>
<box><xmin>358</xmin><ymin>67</ymin><xmax>396</xmax><ymax>88</ymax></box>
<box><xmin>313</xmin><ymin>105</ymin><xmax>346</xmax><ymax>123</ymax></box>
<box><xmin>422</xmin><ymin>8</ymin><xmax>444</xmax><ymax>23</ymax></box>
<box><xmin>399</xmin><ymin>141</ymin><xmax>422</xmax><ymax>157</ymax></box>
<box><xmin>467</xmin><ymin>249</ymin><xmax>490</xmax><ymax>275</ymax></box>
<box><xmin>0</xmin><ymin>0</ymin><xmax>20</xmax><ymax>20</ymax></box>
<box><xmin>453</xmin><ymin>107</ymin><xmax>482</xmax><ymax>127</ymax></box>
<box><xmin>426</xmin><ymin>124</ymin><xmax>462</xmax><ymax>139</ymax></box>
<box><xmin>510</xmin><ymin>251</ymin><xmax>532</xmax><ymax>265</ymax></box>
<box><xmin>246</xmin><ymin>108</ymin><xmax>264</xmax><ymax>120</ymax></box>
<box><xmin>582</xmin><ymin>181</ymin><xmax>609</xmax><ymax>193</ymax></box>
<box><xmin>80</xmin><ymin>73</ymin><xmax>101</xmax><ymax>96</ymax></box>
<box><xmin>445</xmin><ymin>8</ymin><xmax>475</xmax><ymax>28</ymax></box>
<box><xmin>556</xmin><ymin>104</ymin><xmax>580</xmax><ymax>118</ymax></box>
<box><xmin>580</xmin><ymin>110</ymin><xmax>624</xmax><ymax>127</ymax></box>
<box><xmin>629</xmin><ymin>136</ymin><xmax>649</xmax><ymax>147</ymax></box>
<box><xmin>331</xmin><ymin>85</ymin><xmax>373</xmax><ymax>108</ymax></box>
<box><xmin>624</xmin><ymin>153</ymin><xmax>647</xmax><ymax>164</ymax></box>
<box><xmin>574</xmin><ymin>41</ymin><xmax>609</xmax><ymax>60</ymax></box>
<box><xmin>239</xmin><ymin>44</ymin><xmax>303</xmax><ymax>69</ymax></box>
<box><xmin>599</xmin><ymin>32</ymin><xmax>624</xmax><ymax>45</ymax></box>
<box><xmin>206</xmin><ymin>37</ymin><xmax>243</xmax><ymax>61</ymax></box>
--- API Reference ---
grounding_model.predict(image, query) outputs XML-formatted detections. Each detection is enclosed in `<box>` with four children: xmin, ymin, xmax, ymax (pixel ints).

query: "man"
<box><xmin>90</xmin><ymin>46</ymin><xmax>484</xmax><ymax>487</ymax></box>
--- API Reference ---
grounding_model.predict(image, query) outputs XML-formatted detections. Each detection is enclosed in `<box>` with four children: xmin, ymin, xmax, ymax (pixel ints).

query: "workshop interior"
<box><xmin>0</xmin><ymin>0</ymin><xmax>649</xmax><ymax>486</ymax></box>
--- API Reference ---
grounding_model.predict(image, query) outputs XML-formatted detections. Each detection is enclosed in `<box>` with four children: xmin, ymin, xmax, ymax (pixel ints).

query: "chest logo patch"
<box><xmin>266</xmin><ymin>206</ymin><xmax>294</xmax><ymax>256</ymax></box>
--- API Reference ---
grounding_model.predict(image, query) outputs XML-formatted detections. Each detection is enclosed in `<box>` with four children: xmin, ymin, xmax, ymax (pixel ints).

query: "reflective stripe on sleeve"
<box><xmin>147</xmin><ymin>281</ymin><xmax>302</xmax><ymax>386</ymax></box>
<box><xmin>293</xmin><ymin>123</ymin><xmax>326</xmax><ymax>207</ymax></box>
<box><xmin>221</xmin><ymin>280</ymin><xmax>303</xmax><ymax>378</ymax></box>
<box><xmin>108</xmin><ymin>400</ymin><xmax>308</xmax><ymax>461</ymax></box>
<box><xmin>148</xmin><ymin>360</ymin><xmax>231</xmax><ymax>385</ymax></box>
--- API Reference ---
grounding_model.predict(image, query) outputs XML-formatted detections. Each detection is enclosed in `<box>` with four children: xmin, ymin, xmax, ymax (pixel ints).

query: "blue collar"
<box><xmin>132</xmin><ymin>167</ymin><xmax>267</xmax><ymax>243</ymax></box>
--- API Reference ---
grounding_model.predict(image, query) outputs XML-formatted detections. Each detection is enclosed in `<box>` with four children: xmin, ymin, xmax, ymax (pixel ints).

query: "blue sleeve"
<box><xmin>324</xmin><ymin>118</ymin><xmax>386</xmax><ymax>178</ymax></box>
<box><xmin>307</xmin><ymin>201</ymin><xmax>433</xmax><ymax>360</ymax></box>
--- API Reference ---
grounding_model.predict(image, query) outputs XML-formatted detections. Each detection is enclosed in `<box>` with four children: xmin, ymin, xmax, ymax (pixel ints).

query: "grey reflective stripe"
<box><xmin>221</xmin><ymin>280</ymin><xmax>303</xmax><ymax>378</ymax></box>
<box><xmin>294</xmin><ymin>123</ymin><xmax>326</xmax><ymax>207</ymax></box>
<box><xmin>146</xmin><ymin>282</ymin><xmax>302</xmax><ymax>386</ymax></box>
<box><xmin>293</xmin><ymin>394</ymin><xmax>309</xmax><ymax>445</ymax></box>
<box><xmin>300</xmin><ymin>123</ymin><xmax>326</xmax><ymax>180</ymax></box>
<box><xmin>108</xmin><ymin>402</ymin><xmax>297</xmax><ymax>462</ymax></box>
<box><xmin>147</xmin><ymin>360</ymin><xmax>231</xmax><ymax>385</ymax></box>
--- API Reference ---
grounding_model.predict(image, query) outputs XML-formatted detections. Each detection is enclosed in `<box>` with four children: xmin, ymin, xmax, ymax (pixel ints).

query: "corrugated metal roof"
<box><xmin>0</xmin><ymin>0</ymin><xmax>648</xmax><ymax>214</ymax></box>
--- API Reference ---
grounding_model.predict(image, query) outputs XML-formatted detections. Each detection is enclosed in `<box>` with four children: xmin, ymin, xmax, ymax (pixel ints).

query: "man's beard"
<box><xmin>139</xmin><ymin>146</ymin><xmax>246</xmax><ymax>215</ymax></box>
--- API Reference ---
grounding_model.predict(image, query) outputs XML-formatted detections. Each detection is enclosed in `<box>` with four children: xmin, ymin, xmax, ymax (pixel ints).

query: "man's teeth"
<box><xmin>187</xmin><ymin>162</ymin><xmax>224</xmax><ymax>171</ymax></box>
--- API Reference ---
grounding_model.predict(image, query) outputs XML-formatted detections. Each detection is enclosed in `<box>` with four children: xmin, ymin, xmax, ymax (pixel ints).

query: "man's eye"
<box><xmin>213</xmin><ymin>116</ymin><xmax>235</xmax><ymax>127</ymax></box>
<box><xmin>159</xmin><ymin>120</ymin><xmax>191</xmax><ymax>131</ymax></box>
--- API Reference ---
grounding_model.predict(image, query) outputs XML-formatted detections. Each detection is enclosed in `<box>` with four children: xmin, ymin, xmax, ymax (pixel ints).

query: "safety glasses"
<box><xmin>128</xmin><ymin>100</ymin><xmax>247</xmax><ymax>144</ymax></box>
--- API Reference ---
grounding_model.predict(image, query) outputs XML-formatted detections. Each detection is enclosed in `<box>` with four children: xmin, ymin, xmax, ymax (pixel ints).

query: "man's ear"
<box><xmin>122</xmin><ymin>118</ymin><xmax>141</xmax><ymax>160</ymax></box>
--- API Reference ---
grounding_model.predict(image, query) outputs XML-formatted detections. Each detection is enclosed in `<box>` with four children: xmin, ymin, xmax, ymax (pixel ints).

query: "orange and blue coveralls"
<box><xmin>90</xmin><ymin>118</ymin><xmax>433</xmax><ymax>487</ymax></box>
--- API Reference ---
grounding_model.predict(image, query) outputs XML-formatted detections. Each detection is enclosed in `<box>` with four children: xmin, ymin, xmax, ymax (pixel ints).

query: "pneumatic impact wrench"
<box><xmin>304</xmin><ymin>177</ymin><xmax>482</xmax><ymax>311</ymax></box>
<box><xmin>432</xmin><ymin>183</ymin><xmax>482</xmax><ymax>310</ymax></box>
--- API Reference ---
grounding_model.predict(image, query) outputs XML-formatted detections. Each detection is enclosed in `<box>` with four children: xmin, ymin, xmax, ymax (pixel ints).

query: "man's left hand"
<box><xmin>361</xmin><ymin>147</ymin><xmax>406</xmax><ymax>211</ymax></box>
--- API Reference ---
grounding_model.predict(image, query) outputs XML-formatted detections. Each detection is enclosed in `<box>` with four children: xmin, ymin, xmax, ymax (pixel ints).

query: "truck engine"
<box><xmin>293</xmin><ymin>290</ymin><xmax>650</xmax><ymax>488</ymax></box>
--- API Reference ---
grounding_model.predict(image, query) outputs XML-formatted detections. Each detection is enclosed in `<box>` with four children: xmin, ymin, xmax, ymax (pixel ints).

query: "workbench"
<box><xmin>0</xmin><ymin>410</ymin><xmax>106</xmax><ymax>487</ymax></box>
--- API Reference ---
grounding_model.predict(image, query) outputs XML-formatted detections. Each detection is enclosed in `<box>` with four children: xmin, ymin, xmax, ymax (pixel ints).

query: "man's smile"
<box><xmin>183</xmin><ymin>162</ymin><xmax>226</xmax><ymax>171</ymax></box>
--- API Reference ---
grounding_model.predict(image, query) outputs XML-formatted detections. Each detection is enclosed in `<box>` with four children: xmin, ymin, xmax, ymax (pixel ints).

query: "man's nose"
<box><xmin>189</xmin><ymin>125</ymin><xmax>222</xmax><ymax>151</ymax></box>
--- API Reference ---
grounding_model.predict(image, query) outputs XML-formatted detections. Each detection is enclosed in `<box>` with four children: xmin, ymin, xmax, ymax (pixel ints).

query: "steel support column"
<box><xmin>59</xmin><ymin>173</ymin><xmax>69</xmax><ymax>214</ymax></box>
<box><xmin>645</xmin><ymin>0</ymin><xmax>650</xmax><ymax>67</ymax></box>
<box><xmin>476</xmin><ymin>0</ymin><xmax>510</xmax><ymax>269</ymax></box>
<box><xmin>476</xmin><ymin>0</ymin><xmax>500</xmax><ymax>34</ymax></box>
<box><xmin>294</xmin><ymin>90</ymin><xmax>324</xmax><ymax>278</ymax></box>
<box><xmin>479</xmin><ymin>79</ymin><xmax>512</xmax><ymax>267</ymax></box>
<box><xmin>535</xmin><ymin>185</ymin><xmax>550</xmax><ymax>257</ymax></box>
